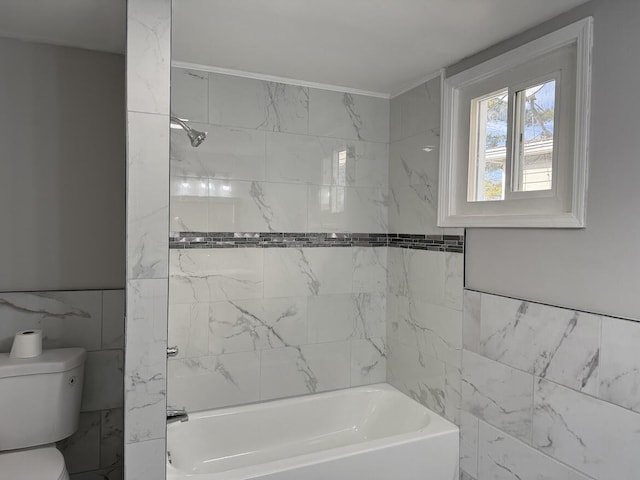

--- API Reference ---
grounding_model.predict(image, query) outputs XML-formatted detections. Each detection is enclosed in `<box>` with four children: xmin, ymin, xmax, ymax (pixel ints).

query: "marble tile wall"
<box><xmin>385</xmin><ymin>76</ymin><xmax>465</xmax><ymax>430</ymax></box>
<box><xmin>170</xmin><ymin>67</ymin><xmax>390</xmax><ymax>234</ymax></box>
<box><xmin>0</xmin><ymin>289</ymin><xmax>125</xmax><ymax>480</ymax></box>
<box><xmin>388</xmin><ymin>76</ymin><xmax>462</xmax><ymax>237</ymax></box>
<box><xmin>460</xmin><ymin>290</ymin><xmax>640</xmax><ymax>480</ymax></box>
<box><xmin>168</xmin><ymin>67</ymin><xmax>391</xmax><ymax>409</ymax></box>
<box><xmin>386</xmin><ymin>247</ymin><xmax>464</xmax><ymax>425</ymax></box>
<box><xmin>167</xmin><ymin>246</ymin><xmax>387</xmax><ymax>410</ymax></box>
<box><xmin>125</xmin><ymin>0</ymin><xmax>171</xmax><ymax>478</ymax></box>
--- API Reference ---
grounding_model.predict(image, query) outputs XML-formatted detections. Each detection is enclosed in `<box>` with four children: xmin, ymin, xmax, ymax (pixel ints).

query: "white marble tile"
<box><xmin>389</xmin><ymin>95</ymin><xmax>402</xmax><ymax>143</ymax></box>
<box><xmin>102</xmin><ymin>290</ymin><xmax>125</xmax><ymax>350</ymax></box>
<box><xmin>353</xmin><ymin>141</ymin><xmax>389</xmax><ymax>188</ymax></box>
<box><xmin>0</xmin><ymin>290</ymin><xmax>102</xmax><ymax>352</ymax></box>
<box><xmin>260</xmin><ymin>341</ymin><xmax>350</xmax><ymax>400</ymax></box>
<box><xmin>209</xmin><ymin>297</ymin><xmax>307</xmax><ymax>355</ymax></box>
<box><xmin>100</xmin><ymin>409</ymin><xmax>123</xmax><ymax>469</ymax></box>
<box><xmin>386</xmin><ymin>337</ymin><xmax>447</xmax><ymax>416</ymax></box>
<box><xmin>460</xmin><ymin>411</ymin><xmax>479</xmax><ymax>478</ymax></box>
<box><xmin>389</xmin><ymin>130</ymin><xmax>440</xmax><ymax>188</ymax></box>
<box><xmin>389</xmin><ymin>184</ymin><xmax>440</xmax><ymax>235</ymax></box>
<box><xmin>399</xmin><ymin>248</ymin><xmax>447</xmax><ymax>306</ymax></box>
<box><xmin>462</xmin><ymin>350</ymin><xmax>533</xmax><ymax>443</ymax></box>
<box><xmin>127</xmin><ymin>111</ymin><xmax>169</xmax><ymax>279</ymax></box>
<box><xmin>307</xmin><ymin>294</ymin><xmax>356</xmax><ymax>343</ymax></box>
<box><xmin>168</xmin><ymin>351</ymin><xmax>260</xmax><ymax>411</ymax></box>
<box><xmin>479</xmin><ymin>420</ymin><xmax>591</xmax><ymax>480</ymax></box>
<box><xmin>445</xmin><ymin>252</ymin><xmax>464</xmax><ymax>311</ymax></box>
<box><xmin>480</xmin><ymin>294</ymin><xmax>601</xmax><ymax>394</ymax></box>
<box><xmin>126</xmin><ymin>0</ymin><xmax>170</xmax><ymax>115</ymax></box>
<box><xmin>58</xmin><ymin>411</ymin><xmax>101</xmax><ymax>474</ymax></box>
<box><xmin>390</xmin><ymin>295</ymin><xmax>462</xmax><ymax>368</ymax></box>
<box><xmin>170</xmin><ymin>248</ymin><xmax>263</xmax><ymax>303</ymax></box>
<box><xmin>171</xmin><ymin>68</ymin><xmax>208</xmax><ymax>123</ymax></box>
<box><xmin>599</xmin><ymin>316</ymin><xmax>640</xmax><ymax>412</ymax></box>
<box><xmin>533</xmin><ymin>378</ymin><xmax>640</xmax><ymax>480</ymax></box>
<box><xmin>265</xmin><ymin>132</ymin><xmax>333</xmax><ymax>185</ymax></box>
<box><xmin>170</xmin><ymin>178</ymin><xmax>209</xmax><ymax>232</ymax></box>
<box><xmin>444</xmin><ymin>363</ymin><xmax>462</xmax><ymax>424</ymax></box>
<box><xmin>351</xmin><ymin>337</ymin><xmax>386</xmax><ymax>386</ymax></box>
<box><xmin>308</xmin><ymin>88</ymin><xmax>389</xmax><ymax>142</ymax></box>
<box><xmin>124</xmin><ymin>438</ymin><xmax>166</xmax><ymax>480</ymax></box>
<box><xmin>397</xmin><ymin>77</ymin><xmax>441</xmax><ymax>141</ymax></box>
<box><xmin>208</xmin><ymin>180</ymin><xmax>308</xmax><ymax>232</ymax></box>
<box><xmin>265</xmin><ymin>133</ymin><xmax>388</xmax><ymax>188</ymax></box>
<box><xmin>82</xmin><ymin>350</ymin><xmax>124</xmax><ymax>411</ymax></box>
<box><xmin>308</xmin><ymin>185</ymin><xmax>388</xmax><ymax>233</ymax></box>
<box><xmin>124</xmin><ymin>279</ymin><xmax>167</xmax><ymax>444</ymax></box>
<box><xmin>353</xmin><ymin>246</ymin><xmax>387</xmax><ymax>293</ymax></box>
<box><xmin>308</xmin><ymin>293</ymin><xmax>385</xmax><ymax>344</ymax></box>
<box><xmin>263</xmin><ymin>247</ymin><xmax>353</xmax><ymax>298</ymax></box>
<box><xmin>168</xmin><ymin>302</ymin><xmax>210</xmax><ymax>358</ymax></box>
<box><xmin>463</xmin><ymin>290</ymin><xmax>481</xmax><ymax>353</ymax></box>
<box><xmin>210</xmin><ymin>73</ymin><xmax>308</xmax><ymax>134</ymax></box>
<box><xmin>171</xmin><ymin>124</ymin><xmax>266</xmax><ymax>180</ymax></box>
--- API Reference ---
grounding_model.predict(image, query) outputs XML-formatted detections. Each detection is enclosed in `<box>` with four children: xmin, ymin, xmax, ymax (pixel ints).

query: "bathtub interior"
<box><xmin>167</xmin><ymin>384</ymin><xmax>451</xmax><ymax>476</ymax></box>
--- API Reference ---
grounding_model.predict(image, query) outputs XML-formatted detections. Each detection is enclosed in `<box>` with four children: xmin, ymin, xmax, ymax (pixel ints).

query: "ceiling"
<box><xmin>0</xmin><ymin>0</ymin><xmax>589</xmax><ymax>96</ymax></box>
<box><xmin>173</xmin><ymin>0</ymin><xmax>590</xmax><ymax>96</ymax></box>
<box><xmin>0</xmin><ymin>0</ymin><xmax>125</xmax><ymax>54</ymax></box>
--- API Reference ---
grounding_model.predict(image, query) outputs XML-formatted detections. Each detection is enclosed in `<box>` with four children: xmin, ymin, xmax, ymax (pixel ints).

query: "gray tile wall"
<box><xmin>461</xmin><ymin>290</ymin><xmax>640</xmax><ymax>480</ymax></box>
<box><xmin>0</xmin><ymin>290</ymin><xmax>125</xmax><ymax>480</ymax></box>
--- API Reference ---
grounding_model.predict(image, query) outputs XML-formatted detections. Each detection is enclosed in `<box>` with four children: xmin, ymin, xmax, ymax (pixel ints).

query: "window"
<box><xmin>438</xmin><ymin>18</ymin><xmax>593</xmax><ymax>228</ymax></box>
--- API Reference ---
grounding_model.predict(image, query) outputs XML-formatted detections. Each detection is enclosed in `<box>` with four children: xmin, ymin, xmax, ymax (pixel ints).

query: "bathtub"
<box><xmin>166</xmin><ymin>383</ymin><xmax>459</xmax><ymax>480</ymax></box>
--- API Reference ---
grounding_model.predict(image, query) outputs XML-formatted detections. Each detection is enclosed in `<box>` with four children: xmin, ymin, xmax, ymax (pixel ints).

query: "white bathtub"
<box><xmin>166</xmin><ymin>383</ymin><xmax>459</xmax><ymax>480</ymax></box>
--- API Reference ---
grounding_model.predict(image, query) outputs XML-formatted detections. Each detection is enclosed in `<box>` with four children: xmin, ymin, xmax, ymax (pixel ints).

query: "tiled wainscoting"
<box><xmin>460</xmin><ymin>290</ymin><xmax>640</xmax><ymax>480</ymax></box>
<box><xmin>0</xmin><ymin>290</ymin><xmax>125</xmax><ymax>480</ymax></box>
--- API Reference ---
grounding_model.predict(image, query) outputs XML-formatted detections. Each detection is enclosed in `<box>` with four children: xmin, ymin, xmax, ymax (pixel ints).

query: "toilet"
<box><xmin>0</xmin><ymin>348</ymin><xmax>86</xmax><ymax>480</ymax></box>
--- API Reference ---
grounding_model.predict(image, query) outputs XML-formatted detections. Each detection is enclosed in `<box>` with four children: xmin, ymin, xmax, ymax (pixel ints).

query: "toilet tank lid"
<box><xmin>0</xmin><ymin>347</ymin><xmax>86</xmax><ymax>379</ymax></box>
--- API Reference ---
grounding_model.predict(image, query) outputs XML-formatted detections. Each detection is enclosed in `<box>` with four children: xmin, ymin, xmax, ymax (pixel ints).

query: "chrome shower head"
<box><xmin>170</xmin><ymin>115</ymin><xmax>207</xmax><ymax>147</ymax></box>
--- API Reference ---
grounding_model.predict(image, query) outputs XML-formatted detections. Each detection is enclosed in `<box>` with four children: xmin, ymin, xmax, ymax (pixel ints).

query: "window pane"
<box><xmin>513</xmin><ymin>80</ymin><xmax>555</xmax><ymax>192</ymax></box>
<box><xmin>468</xmin><ymin>88</ymin><xmax>508</xmax><ymax>202</ymax></box>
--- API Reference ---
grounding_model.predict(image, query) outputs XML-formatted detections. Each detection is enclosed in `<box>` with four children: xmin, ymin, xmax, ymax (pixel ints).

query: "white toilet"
<box><xmin>0</xmin><ymin>347</ymin><xmax>86</xmax><ymax>480</ymax></box>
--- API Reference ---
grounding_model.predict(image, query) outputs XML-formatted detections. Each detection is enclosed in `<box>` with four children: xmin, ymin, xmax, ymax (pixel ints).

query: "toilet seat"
<box><xmin>0</xmin><ymin>445</ymin><xmax>68</xmax><ymax>480</ymax></box>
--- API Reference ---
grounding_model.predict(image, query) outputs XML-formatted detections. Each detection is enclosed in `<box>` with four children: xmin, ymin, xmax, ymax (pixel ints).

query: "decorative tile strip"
<box><xmin>170</xmin><ymin>232</ymin><xmax>464</xmax><ymax>253</ymax></box>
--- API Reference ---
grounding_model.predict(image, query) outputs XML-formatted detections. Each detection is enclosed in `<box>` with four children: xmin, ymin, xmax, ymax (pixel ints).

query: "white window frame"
<box><xmin>438</xmin><ymin>17</ymin><xmax>593</xmax><ymax>228</ymax></box>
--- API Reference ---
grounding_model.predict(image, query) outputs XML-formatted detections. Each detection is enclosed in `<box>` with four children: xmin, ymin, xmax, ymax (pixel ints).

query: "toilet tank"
<box><xmin>0</xmin><ymin>348</ymin><xmax>86</xmax><ymax>450</ymax></box>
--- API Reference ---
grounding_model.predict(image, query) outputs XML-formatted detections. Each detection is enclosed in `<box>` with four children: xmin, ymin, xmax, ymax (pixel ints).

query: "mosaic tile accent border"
<box><xmin>169</xmin><ymin>232</ymin><xmax>464</xmax><ymax>253</ymax></box>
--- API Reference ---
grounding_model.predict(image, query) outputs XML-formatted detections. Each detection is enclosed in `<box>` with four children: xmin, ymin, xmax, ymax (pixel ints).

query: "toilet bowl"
<box><xmin>0</xmin><ymin>445</ymin><xmax>69</xmax><ymax>480</ymax></box>
<box><xmin>0</xmin><ymin>348</ymin><xmax>85</xmax><ymax>479</ymax></box>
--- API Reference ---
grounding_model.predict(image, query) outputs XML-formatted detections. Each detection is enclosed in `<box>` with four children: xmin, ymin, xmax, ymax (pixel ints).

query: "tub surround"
<box><xmin>169</xmin><ymin>67</ymin><xmax>467</xmax><ymax>415</ymax></box>
<box><xmin>0</xmin><ymin>289</ymin><xmax>125</xmax><ymax>479</ymax></box>
<box><xmin>169</xmin><ymin>68</ymin><xmax>395</xmax><ymax>411</ymax></box>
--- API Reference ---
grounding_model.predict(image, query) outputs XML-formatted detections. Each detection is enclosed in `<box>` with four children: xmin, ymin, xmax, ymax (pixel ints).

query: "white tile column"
<box><xmin>124</xmin><ymin>0</ymin><xmax>171</xmax><ymax>478</ymax></box>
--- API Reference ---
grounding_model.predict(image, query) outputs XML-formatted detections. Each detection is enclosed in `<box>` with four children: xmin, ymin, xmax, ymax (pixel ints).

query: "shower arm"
<box><xmin>170</xmin><ymin>115</ymin><xmax>191</xmax><ymax>131</ymax></box>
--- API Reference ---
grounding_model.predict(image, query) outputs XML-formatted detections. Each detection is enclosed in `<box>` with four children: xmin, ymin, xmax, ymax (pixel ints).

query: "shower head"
<box><xmin>170</xmin><ymin>115</ymin><xmax>207</xmax><ymax>147</ymax></box>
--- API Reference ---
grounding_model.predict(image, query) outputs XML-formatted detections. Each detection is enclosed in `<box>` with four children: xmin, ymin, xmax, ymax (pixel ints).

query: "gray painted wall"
<box><xmin>451</xmin><ymin>0</ymin><xmax>640</xmax><ymax>321</ymax></box>
<box><xmin>0</xmin><ymin>37</ymin><xmax>125</xmax><ymax>291</ymax></box>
